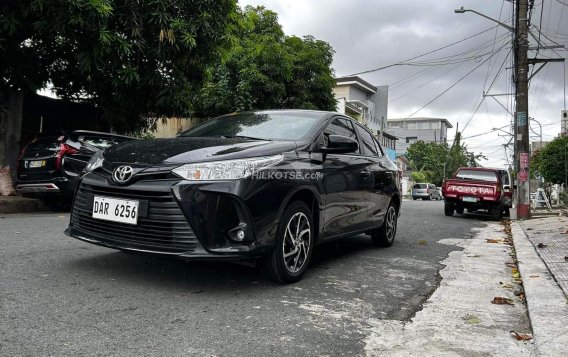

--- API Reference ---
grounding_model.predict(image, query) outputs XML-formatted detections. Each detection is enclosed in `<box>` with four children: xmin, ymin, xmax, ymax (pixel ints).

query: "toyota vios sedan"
<box><xmin>66</xmin><ymin>110</ymin><xmax>401</xmax><ymax>283</ymax></box>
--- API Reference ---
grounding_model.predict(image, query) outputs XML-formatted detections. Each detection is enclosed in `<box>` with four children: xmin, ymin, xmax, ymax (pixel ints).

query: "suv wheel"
<box><xmin>371</xmin><ymin>204</ymin><xmax>398</xmax><ymax>247</ymax></box>
<box><xmin>258</xmin><ymin>201</ymin><xmax>314</xmax><ymax>283</ymax></box>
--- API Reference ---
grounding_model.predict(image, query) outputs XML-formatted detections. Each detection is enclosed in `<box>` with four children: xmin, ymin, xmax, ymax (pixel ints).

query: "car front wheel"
<box><xmin>258</xmin><ymin>201</ymin><xmax>314</xmax><ymax>283</ymax></box>
<box><xmin>371</xmin><ymin>204</ymin><xmax>398</xmax><ymax>247</ymax></box>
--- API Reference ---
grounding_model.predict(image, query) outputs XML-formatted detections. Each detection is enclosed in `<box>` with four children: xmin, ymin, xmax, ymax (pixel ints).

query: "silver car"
<box><xmin>412</xmin><ymin>183</ymin><xmax>441</xmax><ymax>200</ymax></box>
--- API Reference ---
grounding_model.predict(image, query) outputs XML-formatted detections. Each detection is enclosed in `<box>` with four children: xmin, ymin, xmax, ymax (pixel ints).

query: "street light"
<box><xmin>454</xmin><ymin>7</ymin><xmax>514</xmax><ymax>32</ymax></box>
<box><xmin>492</xmin><ymin>127</ymin><xmax>512</xmax><ymax>136</ymax></box>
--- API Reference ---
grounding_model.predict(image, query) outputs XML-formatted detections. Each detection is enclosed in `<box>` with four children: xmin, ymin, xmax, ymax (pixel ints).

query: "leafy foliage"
<box><xmin>1</xmin><ymin>0</ymin><xmax>237</xmax><ymax>132</ymax></box>
<box><xmin>194</xmin><ymin>6</ymin><xmax>337</xmax><ymax>118</ymax></box>
<box><xmin>406</xmin><ymin>136</ymin><xmax>485</xmax><ymax>186</ymax></box>
<box><xmin>410</xmin><ymin>171</ymin><xmax>430</xmax><ymax>183</ymax></box>
<box><xmin>530</xmin><ymin>135</ymin><xmax>568</xmax><ymax>185</ymax></box>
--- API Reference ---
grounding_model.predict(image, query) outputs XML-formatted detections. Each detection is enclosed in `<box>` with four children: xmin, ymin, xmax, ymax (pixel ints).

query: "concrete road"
<box><xmin>1</xmin><ymin>200</ymin><xmax>489</xmax><ymax>356</ymax></box>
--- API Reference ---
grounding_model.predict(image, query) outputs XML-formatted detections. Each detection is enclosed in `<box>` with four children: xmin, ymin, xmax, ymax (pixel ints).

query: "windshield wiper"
<box><xmin>221</xmin><ymin>135</ymin><xmax>271</xmax><ymax>141</ymax></box>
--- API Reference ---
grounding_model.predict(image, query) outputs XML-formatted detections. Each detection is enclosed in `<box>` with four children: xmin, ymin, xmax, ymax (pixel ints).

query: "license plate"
<box><xmin>92</xmin><ymin>196</ymin><xmax>139</xmax><ymax>225</ymax></box>
<box><xmin>28</xmin><ymin>160</ymin><xmax>45</xmax><ymax>168</ymax></box>
<box><xmin>462</xmin><ymin>196</ymin><xmax>477</xmax><ymax>203</ymax></box>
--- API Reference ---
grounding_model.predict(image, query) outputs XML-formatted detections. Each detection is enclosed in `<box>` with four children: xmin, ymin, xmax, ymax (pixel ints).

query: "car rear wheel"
<box><xmin>490</xmin><ymin>205</ymin><xmax>502</xmax><ymax>220</ymax></box>
<box><xmin>258</xmin><ymin>201</ymin><xmax>314</xmax><ymax>283</ymax></box>
<box><xmin>444</xmin><ymin>202</ymin><xmax>454</xmax><ymax>216</ymax></box>
<box><xmin>371</xmin><ymin>204</ymin><xmax>398</xmax><ymax>247</ymax></box>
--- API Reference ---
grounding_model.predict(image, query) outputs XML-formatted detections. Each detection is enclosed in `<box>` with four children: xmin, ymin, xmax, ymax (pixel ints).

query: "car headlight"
<box><xmin>172</xmin><ymin>155</ymin><xmax>283</xmax><ymax>181</ymax></box>
<box><xmin>85</xmin><ymin>150</ymin><xmax>104</xmax><ymax>172</ymax></box>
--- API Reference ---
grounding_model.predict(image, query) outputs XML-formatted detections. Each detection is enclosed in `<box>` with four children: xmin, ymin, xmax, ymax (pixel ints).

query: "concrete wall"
<box><xmin>368</xmin><ymin>85</ymin><xmax>388</xmax><ymax>134</ymax></box>
<box><xmin>150</xmin><ymin>117</ymin><xmax>203</xmax><ymax>138</ymax></box>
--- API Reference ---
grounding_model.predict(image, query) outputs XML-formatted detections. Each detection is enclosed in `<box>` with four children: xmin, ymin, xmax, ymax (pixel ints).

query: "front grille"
<box><xmin>70</xmin><ymin>182</ymin><xmax>198</xmax><ymax>253</ymax></box>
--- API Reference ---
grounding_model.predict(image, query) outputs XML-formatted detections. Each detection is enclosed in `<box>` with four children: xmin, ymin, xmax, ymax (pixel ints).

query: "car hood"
<box><xmin>102</xmin><ymin>137</ymin><xmax>298</xmax><ymax>165</ymax></box>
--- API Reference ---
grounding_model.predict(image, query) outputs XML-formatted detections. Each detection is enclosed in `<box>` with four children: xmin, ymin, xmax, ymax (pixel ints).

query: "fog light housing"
<box><xmin>228</xmin><ymin>224</ymin><xmax>248</xmax><ymax>242</ymax></box>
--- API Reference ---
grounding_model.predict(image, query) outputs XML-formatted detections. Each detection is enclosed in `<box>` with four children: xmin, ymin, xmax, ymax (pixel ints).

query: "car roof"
<box><xmin>456</xmin><ymin>167</ymin><xmax>506</xmax><ymax>172</ymax></box>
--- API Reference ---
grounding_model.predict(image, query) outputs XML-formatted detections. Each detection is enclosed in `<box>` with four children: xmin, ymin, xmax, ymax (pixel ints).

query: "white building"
<box><xmin>387</xmin><ymin>117</ymin><xmax>453</xmax><ymax>154</ymax></box>
<box><xmin>333</xmin><ymin>76</ymin><xmax>388</xmax><ymax>135</ymax></box>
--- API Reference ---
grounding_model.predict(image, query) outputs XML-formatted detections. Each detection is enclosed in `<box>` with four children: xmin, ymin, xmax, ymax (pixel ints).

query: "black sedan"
<box><xmin>66</xmin><ymin>110</ymin><xmax>401</xmax><ymax>283</ymax></box>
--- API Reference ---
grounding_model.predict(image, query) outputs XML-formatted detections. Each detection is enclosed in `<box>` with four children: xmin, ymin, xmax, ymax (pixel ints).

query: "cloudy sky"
<box><xmin>239</xmin><ymin>0</ymin><xmax>568</xmax><ymax>167</ymax></box>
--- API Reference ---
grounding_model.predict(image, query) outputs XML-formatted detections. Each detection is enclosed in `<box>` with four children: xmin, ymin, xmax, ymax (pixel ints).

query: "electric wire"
<box><xmin>348</xmin><ymin>24</ymin><xmax>511</xmax><ymax>76</ymax></box>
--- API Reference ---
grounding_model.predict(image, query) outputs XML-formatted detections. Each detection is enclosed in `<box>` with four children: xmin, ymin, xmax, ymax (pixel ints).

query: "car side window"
<box><xmin>372</xmin><ymin>137</ymin><xmax>384</xmax><ymax>157</ymax></box>
<box><xmin>323</xmin><ymin>118</ymin><xmax>360</xmax><ymax>154</ymax></box>
<box><xmin>354</xmin><ymin>124</ymin><xmax>379</xmax><ymax>157</ymax></box>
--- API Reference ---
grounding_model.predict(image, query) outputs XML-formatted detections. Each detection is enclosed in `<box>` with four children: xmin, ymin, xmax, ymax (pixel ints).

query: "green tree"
<box><xmin>194</xmin><ymin>6</ymin><xmax>336</xmax><ymax>118</ymax></box>
<box><xmin>406</xmin><ymin>136</ymin><xmax>485</xmax><ymax>186</ymax></box>
<box><xmin>1</xmin><ymin>0</ymin><xmax>237</xmax><ymax>176</ymax></box>
<box><xmin>531</xmin><ymin>135</ymin><xmax>568</xmax><ymax>185</ymax></box>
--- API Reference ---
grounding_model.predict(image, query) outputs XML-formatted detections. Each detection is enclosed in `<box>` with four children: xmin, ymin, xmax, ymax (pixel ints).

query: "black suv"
<box><xmin>17</xmin><ymin>130</ymin><xmax>136</xmax><ymax>200</ymax></box>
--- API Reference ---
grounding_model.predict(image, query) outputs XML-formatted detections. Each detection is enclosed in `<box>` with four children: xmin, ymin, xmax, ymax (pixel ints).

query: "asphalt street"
<box><xmin>1</xmin><ymin>200</ymin><xmax>489</xmax><ymax>356</ymax></box>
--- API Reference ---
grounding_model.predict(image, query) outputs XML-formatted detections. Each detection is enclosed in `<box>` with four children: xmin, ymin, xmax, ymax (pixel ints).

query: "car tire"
<box><xmin>413</xmin><ymin>197</ymin><xmax>417</xmax><ymax>200</ymax></box>
<box><xmin>444</xmin><ymin>202</ymin><xmax>454</xmax><ymax>216</ymax></box>
<box><xmin>258</xmin><ymin>200</ymin><xmax>314</xmax><ymax>284</ymax></box>
<box><xmin>490</xmin><ymin>205</ymin><xmax>502</xmax><ymax>221</ymax></box>
<box><xmin>371</xmin><ymin>203</ymin><xmax>398</xmax><ymax>247</ymax></box>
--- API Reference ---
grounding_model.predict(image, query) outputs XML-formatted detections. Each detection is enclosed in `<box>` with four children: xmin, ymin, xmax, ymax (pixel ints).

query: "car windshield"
<box><xmin>181</xmin><ymin>112</ymin><xmax>321</xmax><ymax>140</ymax></box>
<box><xmin>455</xmin><ymin>169</ymin><xmax>498</xmax><ymax>182</ymax></box>
<box><xmin>413</xmin><ymin>184</ymin><xmax>427</xmax><ymax>189</ymax></box>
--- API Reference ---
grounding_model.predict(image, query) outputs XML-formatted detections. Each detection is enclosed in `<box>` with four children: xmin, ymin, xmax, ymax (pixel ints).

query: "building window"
<box><xmin>406</xmin><ymin>136</ymin><xmax>418</xmax><ymax>144</ymax></box>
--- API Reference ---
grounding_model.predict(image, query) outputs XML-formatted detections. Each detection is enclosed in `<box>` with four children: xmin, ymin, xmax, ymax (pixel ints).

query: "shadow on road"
<box><xmin>64</xmin><ymin>234</ymin><xmax>380</xmax><ymax>291</ymax></box>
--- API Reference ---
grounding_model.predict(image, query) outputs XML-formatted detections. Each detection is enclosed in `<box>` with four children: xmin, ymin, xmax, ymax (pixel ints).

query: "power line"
<box><xmin>406</xmin><ymin>43</ymin><xmax>508</xmax><ymax>119</ymax></box>
<box><xmin>347</xmin><ymin>25</ymin><xmax>509</xmax><ymax>76</ymax></box>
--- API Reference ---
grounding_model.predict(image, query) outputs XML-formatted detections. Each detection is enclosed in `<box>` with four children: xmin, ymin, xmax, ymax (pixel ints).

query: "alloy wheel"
<box><xmin>384</xmin><ymin>206</ymin><xmax>397</xmax><ymax>243</ymax></box>
<box><xmin>282</xmin><ymin>212</ymin><xmax>311</xmax><ymax>273</ymax></box>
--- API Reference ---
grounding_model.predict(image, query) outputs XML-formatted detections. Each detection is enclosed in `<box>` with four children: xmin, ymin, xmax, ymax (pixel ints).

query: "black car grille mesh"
<box><xmin>71</xmin><ymin>183</ymin><xmax>198</xmax><ymax>253</ymax></box>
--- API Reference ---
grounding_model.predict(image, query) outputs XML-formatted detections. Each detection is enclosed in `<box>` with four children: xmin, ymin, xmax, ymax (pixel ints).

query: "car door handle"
<box><xmin>360</xmin><ymin>170</ymin><xmax>372</xmax><ymax>177</ymax></box>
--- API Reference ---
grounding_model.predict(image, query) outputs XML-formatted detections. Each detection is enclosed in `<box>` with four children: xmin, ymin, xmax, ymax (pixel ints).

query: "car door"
<box><xmin>352</xmin><ymin>124</ymin><xmax>396</xmax><ymax>227</ymax></box>
<box><xmin>320</xmin><ymin>117</ymin><xmax>373</xmax><ymax>238</ymax></box>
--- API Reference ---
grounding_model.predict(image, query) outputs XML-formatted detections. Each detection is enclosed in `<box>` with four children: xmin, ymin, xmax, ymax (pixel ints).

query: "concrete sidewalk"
<box><xmin>512</xmin><ymin>215</ymin><xmax>568</xmax><ymax>357</ymax></box>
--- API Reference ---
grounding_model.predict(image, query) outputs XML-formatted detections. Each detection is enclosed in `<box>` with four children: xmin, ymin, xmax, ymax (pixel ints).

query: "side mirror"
<box><xmin>321</xmin><ymin>135</ymin><xmax>358</xmax><ymax>154</ymax></box>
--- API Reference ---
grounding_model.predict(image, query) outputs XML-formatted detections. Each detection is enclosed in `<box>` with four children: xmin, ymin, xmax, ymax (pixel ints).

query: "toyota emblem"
<box><xmin>113</xmin><ymin>165</ymin><xmax>134</xmax><ymax>183</ymax></box>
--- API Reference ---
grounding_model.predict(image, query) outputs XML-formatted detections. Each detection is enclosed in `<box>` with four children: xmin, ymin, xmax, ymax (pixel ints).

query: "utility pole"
<box><xmin>515</xmin><ymin>0</ymin><xmax>531</xmax><ymax>219</ymax></box>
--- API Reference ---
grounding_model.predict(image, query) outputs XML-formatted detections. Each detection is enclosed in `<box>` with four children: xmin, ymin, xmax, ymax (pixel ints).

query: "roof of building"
<box><xmin>335</xmin><ymin>76</ymin><xmax>377</xmax><ymax>94</ymax></box>
<box><xmin>381</xmin><ymin>131</ymin><xmax>398</xmax><ymax>140</ymax></box>
<box><xmin>387</xmin><ymin>117</ymin><xmax>453</xmax><ymax>128</ymax></box>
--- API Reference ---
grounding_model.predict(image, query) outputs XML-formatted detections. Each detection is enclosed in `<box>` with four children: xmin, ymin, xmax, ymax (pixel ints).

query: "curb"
<box><xmin>0</xmin><ymin>196</ymin><xmax>50</xmax><ymax>214</ymax></box>
<box><xmin>511</xmin><ymin>221</ymin><xmax>568</xmax><ymax>357</ymax></box>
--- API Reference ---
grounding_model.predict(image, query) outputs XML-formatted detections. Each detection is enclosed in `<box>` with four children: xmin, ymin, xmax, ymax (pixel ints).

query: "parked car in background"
<box><xmin>65</xmin><ymin>110</ymin><xmax>402</xmax><ymax>283</ymax></box>
<box><xmin>442</xmin><ymin>167</ymin><xmax>513</xmax><ymax>220</ymax></box>
<box><xmin>17</xmin><ymin>131</ymin><xmax>136</xmax><ymax>201</ymax></box>
<box><xmin>411</xmin><ymin>183</ymin><xmax>440</xmax><ymax>200</ymax></box>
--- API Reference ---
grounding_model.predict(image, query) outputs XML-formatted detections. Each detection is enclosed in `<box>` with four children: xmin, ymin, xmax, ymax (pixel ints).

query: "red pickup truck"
<box><xmin>442</xmin><ymin>167</ymin><xmax>513</xmax><ymax>220</ymax></box>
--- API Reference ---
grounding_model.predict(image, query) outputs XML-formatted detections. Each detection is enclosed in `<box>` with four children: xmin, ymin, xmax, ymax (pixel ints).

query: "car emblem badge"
<box><xmin>113</xmin><ymin>165</ymin><xmax>134</xmax><ymax>183</ymax></box>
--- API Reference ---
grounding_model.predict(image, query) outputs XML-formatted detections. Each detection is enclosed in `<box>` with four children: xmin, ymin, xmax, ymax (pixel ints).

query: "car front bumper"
<box><xmin>65</xmin><ymin>170</ymin><xmax>289</xmax><ymax>260</ymax></box>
